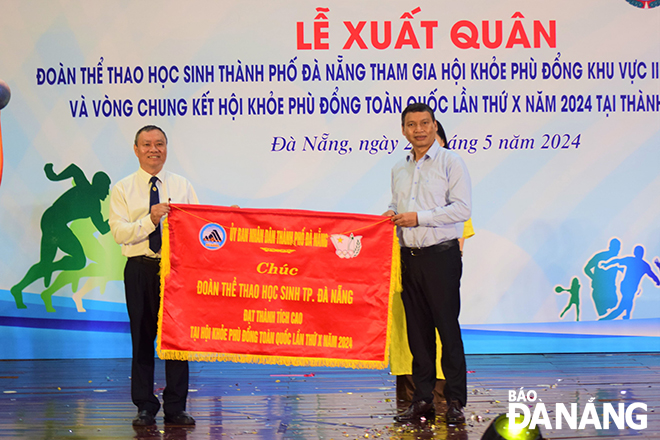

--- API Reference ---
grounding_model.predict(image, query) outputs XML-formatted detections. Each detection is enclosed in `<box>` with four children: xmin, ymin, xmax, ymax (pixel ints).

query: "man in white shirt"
<box><xmin>385</xmin><ymin>103</ymin><xmax>472</xmax><ymax>425</ymax></box>
<box><xmin>109</xmin><ymin>125</ymin><xmax>198</xmax><ymax>427</ymax></box>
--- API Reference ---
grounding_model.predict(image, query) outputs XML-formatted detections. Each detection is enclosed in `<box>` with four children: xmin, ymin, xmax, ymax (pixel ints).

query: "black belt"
<box><xmin>129</xmin><ymin>255</ymin><xmax>161</xmax><ymax>264</ymax></box>
<box><xmin>401</xmin><ymin>239</ymin><xmax>459</xmax><ymax>256</ymax></box>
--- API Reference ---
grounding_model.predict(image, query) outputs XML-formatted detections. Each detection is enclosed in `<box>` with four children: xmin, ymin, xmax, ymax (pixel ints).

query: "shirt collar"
<box><xmin>406</xmin><ymin>140</ymin><xmax>440</xmax><ymax>163</ymax></box>
<box><xmin>137</xmin><ymin>167</ymin><xmax>165</xmax><ymax>184</ymax></box>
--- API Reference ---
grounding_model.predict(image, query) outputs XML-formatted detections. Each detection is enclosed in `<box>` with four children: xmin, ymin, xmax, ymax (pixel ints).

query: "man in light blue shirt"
<box><xmin>385</xmin><ymin>103</ymin><xmax>471</xmax><ymax>425</ymax></box>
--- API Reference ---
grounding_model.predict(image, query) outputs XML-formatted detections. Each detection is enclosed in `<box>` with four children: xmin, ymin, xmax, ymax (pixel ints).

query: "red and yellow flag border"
<box><xmin>157</xmin><ymin>206</ymin><xmax>400</xmax><ymax>369</ymax></box>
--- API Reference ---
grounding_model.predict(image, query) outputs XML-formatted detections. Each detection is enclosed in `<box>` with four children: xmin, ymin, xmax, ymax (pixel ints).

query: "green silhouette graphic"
<box><xmin>584</xmin><ymin>238</ymin><xmax>623</xmax><ymax>318</ymax></box>
<box><xmin>599</xmin><ymin>245</ymin><xmax>660</xmax><ymax>320</ymax></box>
<box><xmin>555</xmin><ymin>277</ymin><xmax>581</xmax><ymax>321</ymax></box>
<box><xmin>38</xmin><ymin>197</ymin><xmax>126</xmax><ymax>312</ymax></box>
<box><xmin>10</xmin><ymin>163</ymin><xmax>111</xmax><ymax>310</ymax></box>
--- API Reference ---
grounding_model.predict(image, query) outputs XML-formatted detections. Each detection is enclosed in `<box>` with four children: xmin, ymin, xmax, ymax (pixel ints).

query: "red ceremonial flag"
<box><xmin>157</xmin><ymin>205</ymin><xmax>400</xmax><ymax>369</ymax></box>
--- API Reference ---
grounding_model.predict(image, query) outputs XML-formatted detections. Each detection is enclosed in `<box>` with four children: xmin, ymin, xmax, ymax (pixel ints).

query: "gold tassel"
<box><xmin>384</xmin><ymin>227</ymin><xmax>401</xmax><ymax>371</ymax></box>
<box><xmin>157</xmin><ymin>348</ymin><xmax>389</xmax><ymax>369</ymax></box>
<box><xmin>156</xmin><ymin>218</ymin><xmax>170</xmax><ymax>358</ymax></box>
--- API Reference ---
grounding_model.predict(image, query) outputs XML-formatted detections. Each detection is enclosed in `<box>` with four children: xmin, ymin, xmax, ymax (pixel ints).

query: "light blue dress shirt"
<box><xmin>388</xmin><ymin>141</ymin><xmax>472</xmax><ymax>248</ymax></box>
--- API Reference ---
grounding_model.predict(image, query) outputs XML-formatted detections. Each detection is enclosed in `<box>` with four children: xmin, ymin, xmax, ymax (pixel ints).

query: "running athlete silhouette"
<box><xmin>38</xmin><ymin>199</ymin><xmax>126</xmax><ymax>312</ymax></box>
<box><xmin>10</xmin><ymin>163</ymin><xmax>111</xmax><ymax>309</ymax></box>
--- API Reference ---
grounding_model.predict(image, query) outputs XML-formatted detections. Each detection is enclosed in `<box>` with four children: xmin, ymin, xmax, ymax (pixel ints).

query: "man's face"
<box><xmin>402</xmin><ymin>111</ymin><xmax>436</xmax><ymax>151</ymax></box>
<box><xmin>134</xmin><ymin>129</ymin><xmax>167</xmax><ymax>174</ymax></box>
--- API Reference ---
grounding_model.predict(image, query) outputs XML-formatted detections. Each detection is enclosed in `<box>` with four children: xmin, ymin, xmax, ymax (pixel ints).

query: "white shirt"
<box><xmin>109</xmin><ymin>167</ymin><xmax>198</xmax><ymax>258</ymax></box>
<box><xmin>388</xmin><ymin>141</ymin><xmax>472</xmax><ymax>248</ymax></box>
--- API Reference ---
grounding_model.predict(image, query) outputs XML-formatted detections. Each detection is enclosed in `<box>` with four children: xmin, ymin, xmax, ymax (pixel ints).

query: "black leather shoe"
<box><xmin>132</xmin><ymin>410</ymin><xmax>156</xmax><ymax>426</ymax></box>
<box><xmin>164</xmin><ymin>410</ymin><xmax>196</xmax><ymax>425</ymax></box>
<box><xmin>394</xmin><ymin>400</ymin><xmax>435</xmax><ymax>423</ymax></box>
<box><xmin>446</xmin><ymin>399</ymin><xmax>465</xmax><ymax>424</ymax></box>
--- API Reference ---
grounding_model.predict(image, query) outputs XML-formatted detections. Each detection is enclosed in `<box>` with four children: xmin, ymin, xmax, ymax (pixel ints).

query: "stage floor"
<box><xmin>0</xmin><ymin>353</ymin><xmax>658</xmax><ymax>439</ymax></box>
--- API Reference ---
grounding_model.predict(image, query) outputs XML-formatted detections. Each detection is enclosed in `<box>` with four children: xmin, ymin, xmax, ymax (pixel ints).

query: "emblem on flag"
<box><xmin>330</xmin><ymin>233</ymin><xmax>362</xmax><ymax>259</ymax></box>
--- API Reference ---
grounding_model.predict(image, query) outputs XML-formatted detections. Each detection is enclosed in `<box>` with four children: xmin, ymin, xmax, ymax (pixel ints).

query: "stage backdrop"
<box><xmin>0</xmin><ymin>0</ymin><xmax>658</xmax><ymax>359</ymax></box>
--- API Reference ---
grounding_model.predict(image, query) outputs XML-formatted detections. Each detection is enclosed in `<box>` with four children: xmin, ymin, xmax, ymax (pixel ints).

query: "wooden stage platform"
<box><xmin>0</xmin><ymin>353</ymin><xmax>658</xmax><ymax>439</ymax></box>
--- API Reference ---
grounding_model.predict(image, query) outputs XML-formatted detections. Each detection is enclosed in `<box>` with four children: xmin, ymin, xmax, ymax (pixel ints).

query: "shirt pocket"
<box><xmin>419</xmin><ymin>171</ymin><xmax>449</xmax><ymax>207</ymax></box>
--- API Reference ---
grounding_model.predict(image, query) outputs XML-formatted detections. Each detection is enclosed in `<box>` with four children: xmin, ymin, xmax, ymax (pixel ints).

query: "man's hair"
<box><xmin>134</xmin><ymin>125</ymin><xmax>167</xmax><ymax>146</ymax></box>
<box><xmin>401</xmin><ymin>102</ymin><xmax>435</xmax><ymax>126</ymax></box>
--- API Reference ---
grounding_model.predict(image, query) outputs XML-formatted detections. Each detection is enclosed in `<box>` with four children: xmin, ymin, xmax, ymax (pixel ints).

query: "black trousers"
<box><xmin>124</xmin><ymin>257</ymin><xmax>189</xmax><ymax>415</ymax></box>
<box><xmin>400</xmin><ymin>243</ymin><xmax>467</xmax><ymax>406</ymax></box>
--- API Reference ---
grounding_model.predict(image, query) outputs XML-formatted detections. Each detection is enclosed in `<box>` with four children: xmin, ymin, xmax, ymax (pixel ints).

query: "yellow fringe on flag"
<box><xmin>156</xmin><ymin>218</ymin><xmax>170</xmax><ymax>358</ymax></box>
<box><xmin>156</xmin><ymin>350</ymin><xmax>393</xmax><ymax>369</ymax></box>
<box><xmin>383</xmin><ymin>227</ymin><xmax>401</xmax><ymax>371</ymax></box>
